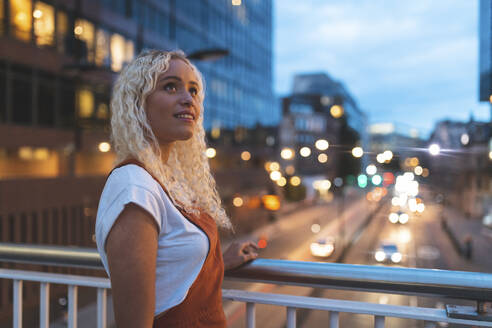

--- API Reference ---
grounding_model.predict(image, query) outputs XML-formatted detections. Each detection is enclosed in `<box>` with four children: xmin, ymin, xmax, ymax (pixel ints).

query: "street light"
<box><xmin>299</xmin><ymin>147</ymin><xmax>311</xmax><ymax>157</ymax></box>
<box><xmin>315</xmin><ymin>139</ymin><xmax>329</xmax><ymax>151</ymax></box>
<box><xmin>429</xmin><ymin>144</ymin><xmax>440</xmax><ymax>156</ymax></box>
<box><xmin>205</xmin><ymin>147</ymin><xmax>216</xmax><ymax>158</ymax></box>
<box><xmin>241</xmin><ymin>151</ymin><xmax>251</xmax><ymax>161</ymax></box>
<box><xmin>98</xmin><ymin>142</ymin><xmax>111</xmax><ymax>152</ymax></box>
<box><xmin>280</xmin><ymin>148</ymin><xmax>295</xmax><ymax>160</ymax></box>
<box><xmin>383</xmin><ymin>150</ymin><xmax>393</xmax><ymax>162</ymax></box>
<box><xmin>352</xmin><ymin>146</ymin><xmax>363</xmax><ymax>158</ymax></box>
<box><xmin>330</xmin><ymin>105</ymin><xmax>344</xmax><ymax>118</ymax></box>
<box><xmin>318</xmin><ymin>153</ymin><xmax>328</xmax><ymax>163</ymax></box>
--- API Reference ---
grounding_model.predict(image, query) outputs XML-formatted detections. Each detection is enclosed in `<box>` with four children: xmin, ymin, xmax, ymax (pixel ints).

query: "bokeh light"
<box><xmin>290</xmin><ymin>176</ymin><xmax>301</xmax><ymax>186</ymax></box>
<box><xmin>352</xmin><ymin>147</ymin><xmax>363</xmax><ymax>158</ymax></box>
<box><xmin>241</xmin><ymin>151</ymin><xmax>251</xmax><ymax>161</ymax></box>
<box><xmin>233</xmin><ymin>196</ymin><xmax>243</xmax><ymax>207</ymax></box>
<box><xmin>300</xmin><ymin>147</ymin><xmax>311</xmax><ymax>157</ymax></box>
<box><xmin>315</xmin><ymin>139</ymin><xmax>329</xmax><ymax>151</ymax></box>
<box><xmin>318</xmin><ymin>153</ymin><xmax>328</xmax><ymax>163</ymax></box>
<box><xmin>205</xmin><ymin>147</ymin><xmax>216</xmax><ymax>158</ymax></box>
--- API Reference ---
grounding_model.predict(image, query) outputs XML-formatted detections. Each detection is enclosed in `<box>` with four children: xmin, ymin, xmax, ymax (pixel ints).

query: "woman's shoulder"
<box><xmin>106</xmin><ymin>164</ymin><xmax>162</xmax><ymax>194</ymax></box>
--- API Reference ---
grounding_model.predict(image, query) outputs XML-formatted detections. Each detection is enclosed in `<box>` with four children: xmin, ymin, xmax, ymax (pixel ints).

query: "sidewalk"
<box><xmin>441</xmin><ymin>206</ymin><xmax>492</xmax><ymax>271</ymax></box>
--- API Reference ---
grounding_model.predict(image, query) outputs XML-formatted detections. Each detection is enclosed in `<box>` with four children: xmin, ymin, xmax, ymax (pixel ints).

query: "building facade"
<box><xmin>479</xmin><ymin>0</ymin><xmax>492</xmax><ymax>119</ymax></box>
<box><xmin>369</xmin><ymin>122</ymin><xmax>426</xmax><ymax>168</ymax></box>
<box><xmin>428</xmin><ymin>119</ymin><xmax>492</xmax><ymax>218</ymax></box>
<box><xmin>280</xmin><ymin>72</ymin><xmax>368</xmax><ymax>179</ymax></box>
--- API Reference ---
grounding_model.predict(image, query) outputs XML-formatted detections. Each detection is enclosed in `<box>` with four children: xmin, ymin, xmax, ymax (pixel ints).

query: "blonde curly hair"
<box><xmin>110</xmin><ymin>49</ymin><xmax>232</xmax><ymax>230</ymax></box>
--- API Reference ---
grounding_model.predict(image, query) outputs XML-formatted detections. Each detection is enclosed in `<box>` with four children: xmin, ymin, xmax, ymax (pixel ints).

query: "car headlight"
<box><xmin>399</xmin><ymin>213</ymin><xmax>409</xmax><ymax>224</ymax></box>
<box><xmin>388</xmin><ymin>213</ymin><xmax>399</xmax><ymax>223</ymax></box>
<box><xmin>391</xmin><ymin>252</ymin><xmax>402</xmax><ymax>263</ymax></box>
<box><xmin>375</xmin><ymin>251</ymin><xmax>386</xmax><ymax>262</ymax></box>
<box><xmin>310</xmin><ymin>243</ymin><xmax>334</xmax><ymax>257</ymax></box>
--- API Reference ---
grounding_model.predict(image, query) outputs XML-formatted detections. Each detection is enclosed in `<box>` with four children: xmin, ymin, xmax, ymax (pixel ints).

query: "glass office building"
<box><xmin>0</xmin><ymin>0</ymin><xmax>274</xmax><ymax>129</ymax></box>
<box><xmin>0</xmin><ymin>0</ymin><xmax>274</xmax><ymax>179</ymax></box>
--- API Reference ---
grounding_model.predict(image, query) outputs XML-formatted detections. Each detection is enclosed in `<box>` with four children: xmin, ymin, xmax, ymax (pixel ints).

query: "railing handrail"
<box><xmin>0</xmin><ymin>243</ymin><xmax>103</xmax><ymax>269</ymax></box>
<box><xmin>1</xmin><ymin>243</ymin><xmax>491</xmax><ymax>302</ymax></box>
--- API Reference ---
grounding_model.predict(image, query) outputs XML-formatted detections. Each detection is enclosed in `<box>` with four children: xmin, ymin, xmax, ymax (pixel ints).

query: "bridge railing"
<box><xmin>0</xmin><ymin>243</ymin><xmax>491</xmax><ymax>328</ymax></box>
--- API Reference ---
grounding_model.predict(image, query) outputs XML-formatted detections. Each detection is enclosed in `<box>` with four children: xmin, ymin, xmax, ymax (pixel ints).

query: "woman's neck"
<box><xmin>159</xmin><ymin>143</ymin><xmax>173</xmax><ymax>164</ymax></box>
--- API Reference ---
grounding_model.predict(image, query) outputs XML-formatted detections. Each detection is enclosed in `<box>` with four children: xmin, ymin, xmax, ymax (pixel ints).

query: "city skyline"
<box><xmin>274</xmin><ymin>0</ymin><xmax>490</xmax><ymax>137</ymax></box>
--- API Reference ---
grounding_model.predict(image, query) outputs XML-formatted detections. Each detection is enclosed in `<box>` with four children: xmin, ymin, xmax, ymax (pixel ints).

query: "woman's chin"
<box><xmin>175</xmin><ymin>130</ymin><xmax>194</xmax><ymax>141</ymax></box>
<box><xmin>157</xmin><ymin>128</ymin><xmax>194</xmax><ymax>144</ymax></box>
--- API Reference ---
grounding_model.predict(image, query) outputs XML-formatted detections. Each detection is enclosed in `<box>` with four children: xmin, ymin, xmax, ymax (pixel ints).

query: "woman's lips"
<box><xmin>174</xmin><ymin>113</ymin><xmax>195</xmax><ymax>123</ymax></box>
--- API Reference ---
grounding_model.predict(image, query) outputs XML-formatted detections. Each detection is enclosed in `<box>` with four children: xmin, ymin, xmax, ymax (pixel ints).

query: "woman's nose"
<box><xmin>180</xmin><ymin>92</ymin><xmax>193</xmax><ymax>106</ymax></box>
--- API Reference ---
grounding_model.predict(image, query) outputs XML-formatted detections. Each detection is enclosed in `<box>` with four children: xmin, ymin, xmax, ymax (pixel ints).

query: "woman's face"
<box><xmin>145</xmin><ymin>58</ymin><xmax>202</xmax><ymax>145</ymax></box>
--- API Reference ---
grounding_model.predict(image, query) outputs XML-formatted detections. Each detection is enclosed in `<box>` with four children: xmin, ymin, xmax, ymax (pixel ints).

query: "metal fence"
<box><xmin>0</xmin><ymin>243</ymin><xmax>491</xmax><ymax>328</ymax></box>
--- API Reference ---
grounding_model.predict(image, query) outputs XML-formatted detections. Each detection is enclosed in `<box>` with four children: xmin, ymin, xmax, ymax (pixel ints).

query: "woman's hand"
<box><xmin>223</xmin><ymin>241</ymin><xmax>259</xmax><ymax>271</ymax></box>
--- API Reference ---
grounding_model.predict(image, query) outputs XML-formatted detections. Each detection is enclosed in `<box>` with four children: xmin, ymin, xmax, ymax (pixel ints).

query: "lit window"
<box><xmin>111</xmin><ymin>33</ymin><xmax>125</xmax><ymax>71</ymax></box>
<box><xmin>18</xmin><ymin>146</ymin><xmax>33</xmax><ymax>160</ymax></box>
<box><xmin>33</xmin><ymin>147</ymin><xmax>50</xmax><ymax>160</ymax></box>
<box><xmin>74</xmin><ymin>19</ymin><xmax>95</xmax><ymax>62</ymax></box>
<box><xmin>56</xmin><ymin>11</ymin><xmax>68</xmax><ymax>53</ymax></box>
<box><xmin>95</xmin><ymin>29</ymin><xmax>110</xmax><ymax>66</ymax></box>
<box><xmin>96</xmin><ymin>103</ymin><xmax>109</xmax><ymax>119</ymax></box>
<box><xmin>11</xmin><ymin>0</ymin><xmax>32</xmax><ymax>41</ymax></box>
<box><xmin>33</xmin><ymin>2</ymin><xmax>54</xmax><ymax>46</ymax></box>
<box><xmin>77</xmin><ymin>88</ymin><xmax>94</xmax><ymax>118</ymax></box>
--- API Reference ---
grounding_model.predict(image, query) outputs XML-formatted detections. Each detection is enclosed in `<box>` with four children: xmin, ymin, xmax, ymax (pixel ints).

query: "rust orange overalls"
<box><xmin>112</xmin><ymin>160</ymin><xmax>227</xmax><ymax>328</ymax></box>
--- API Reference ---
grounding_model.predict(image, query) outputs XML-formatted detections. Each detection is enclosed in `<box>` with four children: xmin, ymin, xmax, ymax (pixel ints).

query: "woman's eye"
<box><xmin>189</xmin><ymin>87</ymin><xmax>198</xmax><ymax>96</ymax></box>
<box><xmin>164</xmin><ymin>83</ymin><xmax>177</xmax><ymax>92</ymax></box>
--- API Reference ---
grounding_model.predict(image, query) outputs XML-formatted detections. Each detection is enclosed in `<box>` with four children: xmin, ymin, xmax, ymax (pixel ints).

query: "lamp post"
<box><xmin>187</xmin><ymin>48</ymin><xmax>229</xmax><ymax>61</ymax></box>
<box><xmin>334</xmin><ymin>178</ymin><xmax>345</xmax><ymax>251</ymax></box>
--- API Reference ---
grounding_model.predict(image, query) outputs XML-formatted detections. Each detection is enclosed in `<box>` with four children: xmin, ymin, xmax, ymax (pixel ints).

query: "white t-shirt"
<box><xmin>95</xmin><ymin>164</ymin><xmax>209</xmax><ymax>316</ymax></box>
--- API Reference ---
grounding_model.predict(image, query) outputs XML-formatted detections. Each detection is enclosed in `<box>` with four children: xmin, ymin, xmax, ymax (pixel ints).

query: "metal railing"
<box><xmin>0</xmin><ymin>243</ymin><xmax>491</xmax><ymax>327</ymax></box>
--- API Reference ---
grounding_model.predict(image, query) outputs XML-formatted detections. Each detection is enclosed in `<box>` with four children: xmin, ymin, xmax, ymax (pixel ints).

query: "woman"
<box><xmin>95</xmin><ymin>50</ymin><xmax>258</xmax><ymax>328</ymax></box>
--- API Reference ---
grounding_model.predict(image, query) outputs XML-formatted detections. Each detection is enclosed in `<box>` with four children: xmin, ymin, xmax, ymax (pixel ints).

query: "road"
<box><xmin>224</xmin><ymin>188</ymin><xmax>485</xmax><ymax>328</ymax></box>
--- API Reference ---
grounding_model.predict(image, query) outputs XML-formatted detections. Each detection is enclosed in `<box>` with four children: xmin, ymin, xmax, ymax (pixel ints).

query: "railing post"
<box><xmin>13</xmin><ymin>279</ymin><xmax>22</xmax><ymax>328</ymax></box>
<box><xmin>246</xmin><ymin>302</ymin><xmax>255</xmax><ymax>328</ymax></box>
<box><xmin>286</xmin><ymin>307</ymin><xmax>296</xmax><ymax>328</ymax></box>
<box><xmin>374</xmin><ymin>315</ymin><xmax>385</xmax><ymax>328</ymax></box>
<box><xmin>329</xmin><ymin>311</ymin><xmax>339</xmax><ymax>328</ymax></box>
<box><xmin>97</xmin><ymin>288</ymin><xmax>107</xmax><ymax>328</ymax></box>
<box><xmin>424</xmin><ymin>321</ymin><xmax>436</xmax><ymax>328</ymax></box>
<box><xmin>68</xmin><ymin>285</ymin><xmax>78</xmax><ymax>328</ymax></box>
<box><xmin>40</xmin><ymin>282</ymin><xmax>50</xmax><ymax>328</ymax></box>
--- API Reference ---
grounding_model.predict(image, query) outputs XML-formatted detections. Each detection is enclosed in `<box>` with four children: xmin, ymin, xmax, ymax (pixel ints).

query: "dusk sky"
<box><xmin>274</xmin><ymin>0</ymin><xmax>490</xmax><ymax>137</ymax></box>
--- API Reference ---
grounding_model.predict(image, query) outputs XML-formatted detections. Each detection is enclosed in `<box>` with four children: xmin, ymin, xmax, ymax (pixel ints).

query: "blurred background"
<box><xmin>0</xmin><ymin>0</ymin><xmax>491</xmax><ymax>327</ymax></box>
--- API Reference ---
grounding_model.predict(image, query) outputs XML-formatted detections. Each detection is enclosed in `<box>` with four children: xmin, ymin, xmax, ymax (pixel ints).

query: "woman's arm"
<box><xmin>105</xmin><ymin>203</ymin><xmax>159</xmax><ymax>328</ymax></box>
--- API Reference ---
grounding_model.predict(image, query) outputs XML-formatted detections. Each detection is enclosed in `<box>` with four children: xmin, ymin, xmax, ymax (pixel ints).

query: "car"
<box><xmin>374</xmin><ymin>242</ymin><xmax>402</xmax><ymax>264</ymax></box>
<box><xmin>310</xmin><ymin>236</ymin><xmax>335</xmax><ymax>258</ymax></box>
<box><xmin>388</xmin><ymin>211</ymin><xmax>409</xmax><ymax>224</ymax></box>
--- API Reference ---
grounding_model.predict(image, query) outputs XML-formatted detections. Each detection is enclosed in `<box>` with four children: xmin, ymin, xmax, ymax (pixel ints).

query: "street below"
<box><xmin>224</xmin><ymin>187</ymin><xmax>488</xmax><ymax>328</ymax></box>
